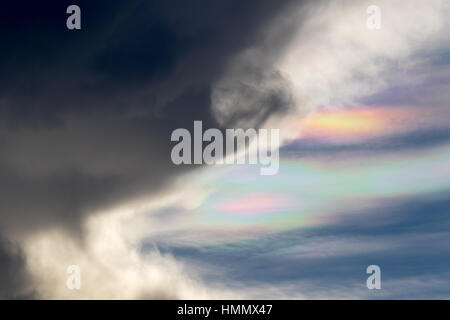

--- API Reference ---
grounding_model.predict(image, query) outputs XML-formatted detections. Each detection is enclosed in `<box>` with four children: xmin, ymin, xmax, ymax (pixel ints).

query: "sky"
<box><xmin>0</xmin><ymin>0</ymin><xmax>450</xmax><ymax>299</ymax></box>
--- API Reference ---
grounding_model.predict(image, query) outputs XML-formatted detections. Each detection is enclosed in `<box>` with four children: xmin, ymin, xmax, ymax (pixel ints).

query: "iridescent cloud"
<box><xmin>296</xmin><ymin>105</ymin><xmax>449</xmax><ymax>143</ymax></box>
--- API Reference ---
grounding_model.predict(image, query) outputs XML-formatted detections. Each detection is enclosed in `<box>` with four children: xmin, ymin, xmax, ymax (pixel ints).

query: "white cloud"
<box><xmin>22</xmin><ymin>196</ymin><xmax>238</xmax><ymax>299</ymax></box>
<box><xmin>212</xmin><ymin>0</ymin><xmax>450</xmax><ymax>144</ymax></box>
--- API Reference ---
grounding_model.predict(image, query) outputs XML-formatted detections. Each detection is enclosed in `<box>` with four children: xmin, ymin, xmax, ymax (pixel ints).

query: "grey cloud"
<box><xmin>212</xmin><ymin>67</ymin><xmax>296</xmax><ymax>129</ymax></box>
<box><xmin>0</xmin><ymin>0</ymin><xmax>298</xmax><ymax>297</ymax></box>
<box><xmin>0</xmin><ymin>236</ymin><xmax>35</xmax><ymax>299</ymax></box>
<box><xmin>0</xmin><ymin>0</ymin><xmax>296</xmax><ymax>231</ymax></box>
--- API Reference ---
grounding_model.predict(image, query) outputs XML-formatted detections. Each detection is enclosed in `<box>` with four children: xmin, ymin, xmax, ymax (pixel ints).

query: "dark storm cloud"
<box><xmin>0</xmin><ymin>0</ymin><xmax>297</xmax><ymax>297</ymax></box>
<box><xmin>0</xmin><ymin>236</ymin><xmax>35</xmax><ymax>299</ymax></box>
<box><xmin>0</xmin><ymin>0</ymin><xmax>297</xmax><ymax>123</ymax></box>
<box><xmin>0</xmin><ymin>0</ymin><xmax>295</xmax><ymax>229</ymax></box>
